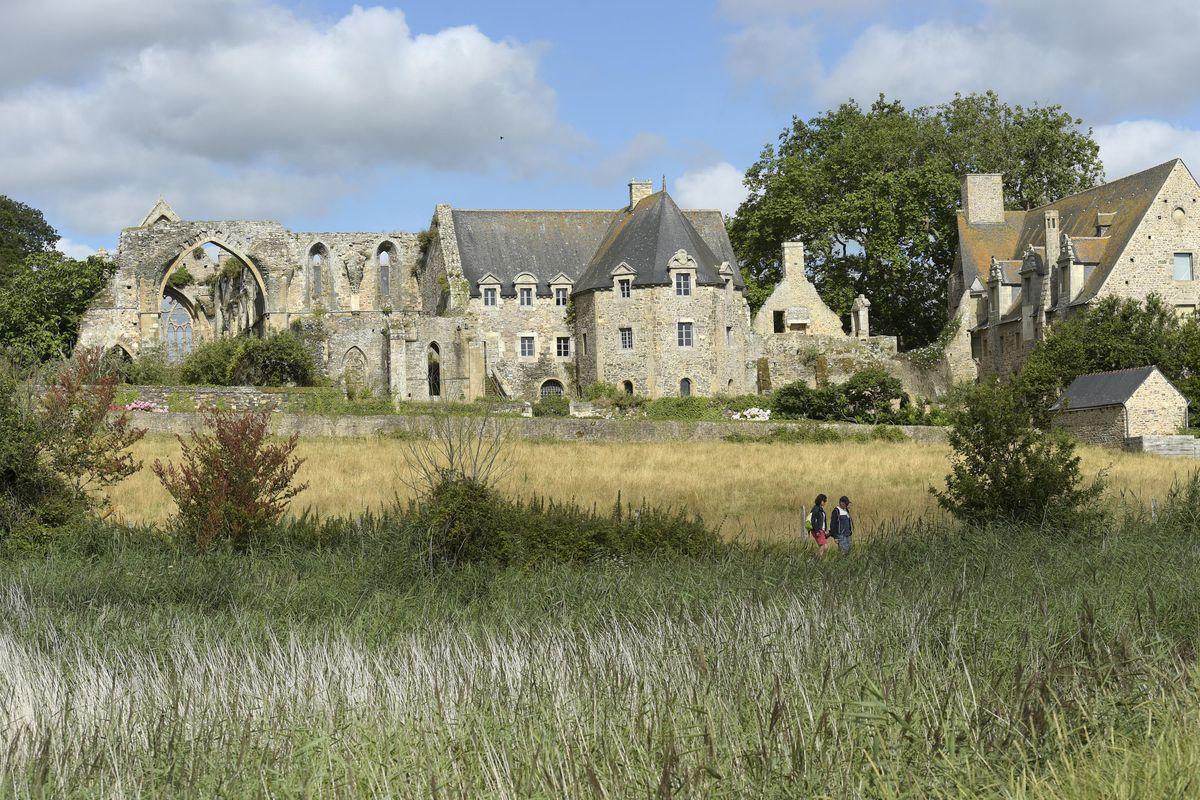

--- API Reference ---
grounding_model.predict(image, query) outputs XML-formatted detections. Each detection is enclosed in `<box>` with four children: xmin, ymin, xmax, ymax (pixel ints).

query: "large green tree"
<box><xmin>0</xmin><ymin>252</ymin><xmax>114</xmax><ymax>364</ymax></box>
<box><xmin>0</xmin><ymin>195</ymin><xmax>59</xmax><ymax>281</ymax></box>
<box><xmin>729</xmin><ymin>92</ymin><xmax>1104</xmax><ymax>347</ymax></box>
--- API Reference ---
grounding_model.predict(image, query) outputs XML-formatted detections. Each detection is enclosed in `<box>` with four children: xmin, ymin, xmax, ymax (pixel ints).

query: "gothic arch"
<box><xmin>158</xmin><ymin>235</ymin><xmax>267</xmax><ymax>301</ymax></box>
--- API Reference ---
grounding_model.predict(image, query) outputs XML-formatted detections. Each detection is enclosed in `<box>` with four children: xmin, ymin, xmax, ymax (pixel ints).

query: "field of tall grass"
<box><xmin>106</xmin><ymin>434</ymin><xmax>1192</xmax><ymax>539</ymax></box>
<box><xmin>2</xmin><ymin>507</ymin><xmax>1199</xmax><ymax>798</ymax></box>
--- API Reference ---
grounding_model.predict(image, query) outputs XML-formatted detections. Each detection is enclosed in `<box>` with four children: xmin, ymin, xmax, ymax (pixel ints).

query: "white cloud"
<box><xmin>55</xmin><ymin>237</ymin><xmax>98</xmax><ymax>260</ymax></box>
<box><xmin>0</xmin><ymin>4</ymin><xmax>571</xmax><ymax>235</ymax></box>
<box><xmin>675</xmin><ymin>162</ymin><xmax>748</xmax><ymax>217</ymax></box>
<box><xmin>726</xmin><ymin>23</ymin><xmax>821</xmax><ymax>89</ymax></box>
<box><xmin>1094</xmin><ymin>121</ymin><xmax>1200</xmax><ymax>180</ymax></box>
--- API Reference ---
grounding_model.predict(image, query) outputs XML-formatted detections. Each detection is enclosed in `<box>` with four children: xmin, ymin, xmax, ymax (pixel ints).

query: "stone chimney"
<box><xmin>1042</xmin><ymin>210</ymin><xmax>1060</xmax><ymax>311</ymax></box>
<box><xmin>961</xmin><ymin>174</ymin><xmax>1005</xmax><ymax>225</ymax></box>
<box><xmin>782</xmin><ymin>239</ymin><xmax>805</xmax><ymax>279</ymax></box>
<box><xmin>628</xmin><ymin>179</ymin><xmax>653</xmax><ymax>210</ymax></box>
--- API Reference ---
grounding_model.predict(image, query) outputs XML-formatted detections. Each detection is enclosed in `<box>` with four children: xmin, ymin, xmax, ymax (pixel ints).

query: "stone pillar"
<box><xmin>387</xmin><ymin>327</ymin><xmax>408</xmax><ymax>401</ymax></box>
<box><xmin>466</xmin><ymin>340</ymin><xmax>486</xmax><ymax>401</ymax></box>
<box><xmin>851</xmin><ymin>294</ymin><xmax>870</xmax><ymax>339</ymax></box>
<box><xmin>782</xmin><ymin>239</ymin><xmax>805</xmax><ymax>279</ymax></box>
<box><xmin>961</xmin><ymin>174</ymin><xmax>1005</xmax><ymax>225</ymax></box>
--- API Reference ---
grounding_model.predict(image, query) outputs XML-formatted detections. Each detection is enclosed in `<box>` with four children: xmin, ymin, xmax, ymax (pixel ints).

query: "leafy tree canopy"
<box><xmin>0</xmin><ymin>195</ymin><xmax>59</xmax><ymax>281</ymax></box>
<box><xmin>0</xmin><ymin>252</ymin><xmax>115</xmax><ymax>365</ymax></box>
<box><xmin>729</xmin><ymin>92</ymin><xmax>1104</xmax><ymax>347</ymax></box>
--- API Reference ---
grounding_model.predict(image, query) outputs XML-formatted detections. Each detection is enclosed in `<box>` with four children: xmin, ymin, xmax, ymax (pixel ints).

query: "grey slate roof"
<box><xmin>449</xmin><ymin>195</ymin><xmax>741</xmax><ymax>298</ymax></box>
<box><xmin>1050</xmin><ymin>366</ymin><xmax>1160</xmax><ymax>411</ymax></box>
<box><xmin>575</xmin><ymin>191</ymin><xmax>742</xmax><ymax>294</ymax></box>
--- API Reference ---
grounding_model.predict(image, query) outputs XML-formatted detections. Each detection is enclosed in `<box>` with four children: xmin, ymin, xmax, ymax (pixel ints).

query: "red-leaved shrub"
<box><xmin>152</xmin><ymin>408</ymin><xmax>307</xmax><ymax>550</ymax></box>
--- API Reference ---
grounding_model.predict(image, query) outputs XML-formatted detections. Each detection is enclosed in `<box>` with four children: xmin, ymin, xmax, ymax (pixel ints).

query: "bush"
<box><xmin>933</xmin><ymin>380</ymin><xmax>1105</xmax><ymax>526</ymax></box>
<box><xmin>179</xmin><ymin>337</ymin><xmax>243</xmax><ymax>385</ymax></box>
<box><xmin>842</xmin><ymin>367</ymin><xmax>905</xmax><ymax>419</ymax></box>
<box><xmin>644</xmin><ymin>397</ymin><xmax>719</xmax><ymax>421</ymax></box>
<box><xmin>152</xmin><ymin>408</ymin><xmax>307</xmax><ymax>550</ymax></box>
<box><xmin>532</xmin><ymin>394</ymin><xmax>570</xmax><ymax>417</ymax></box>
<box><xmin>166</xmin><ymin>266</ymin><xmax>195</xmax><ymax>289</ymax></box>
<box><xmin>772</xmin><ymin>381</ymin><xmax>850</xmax><ymax>421</ymax></box>
<box><xmin>120</xmin><ymin>346</ymin><xmax>180</xmax><ymax>385</ymax></box>
<box><xmin>584</xmin><ymin>382</ymin><xmax>645</xmax><ymax>411</ymax></box>
<box><xmin>227</xmin><ymin>332</ymin><xmax>315</xmax><ymax>386</ymax></box>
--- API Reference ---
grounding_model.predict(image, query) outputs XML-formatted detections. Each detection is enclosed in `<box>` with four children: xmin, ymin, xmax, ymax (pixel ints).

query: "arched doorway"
<box><xmin>622</xmin><ymin>380</ymin><xmax>634</xmax><ymax>395</ymax></box>
<box><xmin>679</xmin><ymin>377</ymin><xmax>692</xmax><ymax>397</ymax></box>
<box><xmin>160</xmin><ymin>290</ymin><xmax>194</xmax><ymax>361</ymax></box>
<box><xmin>540</xmin><ymin>379</ymin><xmax>564</xmax><ymax>398</ymax></box>
<box><xmin>427</xmin><ymin>342</ymin><xmax>442</xmax><ymax>398</ymax></box>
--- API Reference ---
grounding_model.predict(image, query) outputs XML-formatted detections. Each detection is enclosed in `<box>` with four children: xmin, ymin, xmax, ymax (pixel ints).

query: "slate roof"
<box><xmin>1050</xmin><ymin>366</ymin><xmax>1163</xmax><ymax>411</ymax></box>
<box><xmin>957</xmin><ymin>159</ymin><xmax>1184</xmax><ymax>307</ymax></box>
<box><xmin>449</xmin><ymin>193</ymin><xmax>741</xmax><ymax>297</ymax></box>
<box><xmin>575</xmin><ymin>191</ymin><xmax>741</xmax><ymax>294</ymax></box>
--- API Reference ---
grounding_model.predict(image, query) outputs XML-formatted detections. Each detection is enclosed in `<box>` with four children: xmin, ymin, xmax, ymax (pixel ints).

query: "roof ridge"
<box><xmin>1026</xmin><ymin>158</ymin><xmax>1180</xmax><ymax>215</ymax></box>
<box><xmin>1072</xmin><ymin>365</ymin><xmax>1157</xmax><ymax>378</ymax></box>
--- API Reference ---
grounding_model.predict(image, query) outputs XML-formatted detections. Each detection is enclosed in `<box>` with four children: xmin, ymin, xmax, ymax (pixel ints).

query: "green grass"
<box><xmin>2</xmin><ymin>499</ymin><xmax>1199</xmax><ymax>798</ymax></box>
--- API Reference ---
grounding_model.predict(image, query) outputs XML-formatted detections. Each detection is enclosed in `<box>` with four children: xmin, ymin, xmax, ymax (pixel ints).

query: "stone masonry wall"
<box><xmin>1124</xmin><ymin>371</ymin><xmax>1189</xmax><ymax>436</ymax></box>
<box><xmin>465</xmin><ymin>283</ymin><xmax>576</xmax><ymax>398</ymax></box>
<box><xmin>1052</xmin><ymin>406</ymin><xmax>1127</xmax><ymax>447</ymax></box>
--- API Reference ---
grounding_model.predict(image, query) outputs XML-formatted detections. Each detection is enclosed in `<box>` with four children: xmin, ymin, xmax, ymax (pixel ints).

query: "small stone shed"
<box><xmin>1050</xmin><ymin>366</ymin><xmax>1188</xmax><ymax>446</ymax></box>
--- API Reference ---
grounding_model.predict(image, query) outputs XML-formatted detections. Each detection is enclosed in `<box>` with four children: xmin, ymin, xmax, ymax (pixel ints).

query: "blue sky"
<box><xmin>3</xmin><ymin>0</ymin><xmax>1199</xmax><ymax>256</ymax></box>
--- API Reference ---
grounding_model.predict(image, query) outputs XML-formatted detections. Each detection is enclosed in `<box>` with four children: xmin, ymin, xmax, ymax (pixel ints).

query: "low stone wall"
<box><xmin>125</xmin><ymin>410</ymin><xmax>949</xmax><ymax>444</ymax></box>
<box><xmin>1124</xmin><ymin>435</ymin><xmax>1200</xmax><ymax>458</ymax></box>
<box><xmin>117</xmin><ymin>385</ymin><xmax>286</xmax><ymax>412</ymax></box>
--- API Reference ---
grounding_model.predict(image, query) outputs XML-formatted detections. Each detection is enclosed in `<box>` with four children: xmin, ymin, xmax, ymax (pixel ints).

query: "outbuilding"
<box><xmin>1050</xmin><ymin>366</ymin><xmax>1188</xmax><ymax>446</ymax></box>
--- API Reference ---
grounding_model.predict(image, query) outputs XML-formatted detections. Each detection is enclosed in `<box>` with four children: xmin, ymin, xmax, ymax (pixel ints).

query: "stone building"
<box><xmin>1050</xmin><ymin>366</ymin><xmax>1188</xmax><ymax>446</ymax></box>
<box><xmin>950</xmin><ymin>159</ymin><xmax>1200</xmax><ymax>379</ymax></box>
<box><xmin>79</xmin><ymin>181</ymin><xmax>930</xmax><ymax>401</ymax></box>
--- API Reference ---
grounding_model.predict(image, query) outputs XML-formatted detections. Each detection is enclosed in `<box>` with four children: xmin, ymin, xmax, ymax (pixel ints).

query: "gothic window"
<box><xmin>378</xmin><ymin>247</ymin><xmax>392</xmax><ymax>300</ymax></box>
<box><xmin>160</xmin><ymin>293</ymin><xmax>193</xmax><ymax>361</ymax></box>
<box><xmin>427</xmin><ymin>342</ymin><xmax>441</xmax><ymax>397</ymax></box>
<box><xmin>309</xmin><ymin>246</ymin><xmax>326</xmax><ymax>302</ymax></box>
<box><xmin>540</xmin><ymin>380</ymin><xmax>564</xmax><ymax>398</ymax></box>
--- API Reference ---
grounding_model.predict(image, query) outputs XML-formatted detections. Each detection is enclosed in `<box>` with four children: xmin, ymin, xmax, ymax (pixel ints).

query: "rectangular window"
<box><xmin>555</xmin><ymin>287</ymin><xmax>569</xmax><ymax>306</ymax></box>
<box><xmin>677</xmin><ymin>321</ymin><xmax>693</xmax><ymax>347</ymax></box>
<box><xmin>519</xmin><ymin>287</ymin><xmax>533</xmax><ymax>306</ymax></box>
<box><xmin>726</xmin><ymin>325</ymin><xmax>733</xmax><ymax>346</ymax></box>
<box><xmin>619</xmin><ymin>278</ymin><xmax>631</xmax><ymax>298</ymax></box>
<box><xmin>772</xmin><ymin>309</ymin><xmax>785</xmax><ymax>333</ymax></box>
<box><xmin>1177</xmin><ymin>305</ymin><xmax>1197</xmax><ymax>319</ymax></box>
<box><xmin>556</xmin><ymin>336</ymin><xmax>570</xmax><ymax>357</ymax></box>
<box><xmin>675</xmin><ymin>272</ymin><xmax>692</xmax><ymax>296</ymax></box>
<box><xmin>1174</xmin><ymin>252</ymin><xmax>1194</xmax><ymax>281</ymax></box>
<box><xmin>483</xmin><ymin>287</ymin><xmax>497</xmax><ymax>307</ymax></box>
<box><xmin>520</xmin><ymin>336</ymin><xmax>535</xmax><ymax>357</ymax></box>
<box><xmin>619</xmin><ymin>327</ymin><xmax>633</xmax><ymax>350</ymax></box>
<box><xmin>582</xmin><ymin>333</ymin><xmax>588</xmax><ymax>355</ymax></box>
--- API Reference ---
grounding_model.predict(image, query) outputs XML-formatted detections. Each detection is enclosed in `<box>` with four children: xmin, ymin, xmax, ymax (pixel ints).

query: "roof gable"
<box><xmin>1051</xmin><ymin>366</ymin><xmax>1175</xmax><ymax>411</ymax></box>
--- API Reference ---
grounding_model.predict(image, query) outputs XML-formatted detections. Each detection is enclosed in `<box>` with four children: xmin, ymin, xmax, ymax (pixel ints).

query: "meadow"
<box><xmin>107</xmin><ymin>434</ymin><xmax>1191</xmax><ymax>539</ymax></box>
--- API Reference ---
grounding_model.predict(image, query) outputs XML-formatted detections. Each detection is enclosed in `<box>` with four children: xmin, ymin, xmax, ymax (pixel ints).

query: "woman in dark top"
<box><xmin>809</xmin><ymin>494</ymin><xmax>830</xmax><ymax>554</ymax></box>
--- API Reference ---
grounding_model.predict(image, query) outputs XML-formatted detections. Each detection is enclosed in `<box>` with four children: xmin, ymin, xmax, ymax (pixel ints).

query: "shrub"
<box><xmin>933</xmin><ymin>380</ymin><xmax>1105</xmax><ymax>526</ymax></box>
<box><xmin>152</xmin><ymin>408</ymin><xmax>308</xmax><ymax>550</ymax></box>
<box><xmin>772</xmin><ymin>381</ymin><xmax>850</xmax><ymax>421</ymax></box>
<box><xmin>644</xmin><ymin>397</ymin><xmax>719</xmax><ymax>420</ymax></box>
<box><xmin>0</xmin><ymin>358</ymin><xmax>63</xmax><ymax>536</ymax></box>
<box><xmin>842</xmin><ymin>367</ymin><xmax>905</xmax><ymax>419</ymax></box>
<box><xmin>120</xmin><ymin>346</ymin><xmax>179</xmax><ymax>385</ymax></box>
<box><xmin>771</xmin><ymin>381</ymin><xmax>813</xmax><ymax>419</ymax></box>
<box><xmin>532</xmin><ymin>394</ymin><xmax>570</xmax><ymax>417</ymax></box>
<box><xmin>227</xmin><ymin>332</ymin><xmax>315</xmax><ymax>386</ymax></box>
<box><xmin>166</xmin><ymin>266</ymin><xmax>195</xmax><ymax>289</ymax></box>
<box><xmin>585</xmin><ymin>382</ymin><xmax>620</xmax><ymax>402</ymax></box>
<box><xmin>179</xmin><ymin>337</ymin><xmax>243</xmax><ymax>385</ymax></box>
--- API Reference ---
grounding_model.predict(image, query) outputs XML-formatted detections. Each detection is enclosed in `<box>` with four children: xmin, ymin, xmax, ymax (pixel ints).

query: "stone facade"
<box><xmin>80</xmin><ymin>182</ymin><xmax>950</xmax><ymax>402</ymax></box>
<box><xmin>1052</xmin><ymin>406</ymin><xmax>1127</xmax><ymax>447</ymax></box>
<box><xmin>1052</xmin><ymin>367</ymin><xmax>1188</xmax><ymax>446</ymax></box>
<box><xmin>952</xmin><ymin>159</ymin><xmax>1200</xmax><ymax>379</ymax></box>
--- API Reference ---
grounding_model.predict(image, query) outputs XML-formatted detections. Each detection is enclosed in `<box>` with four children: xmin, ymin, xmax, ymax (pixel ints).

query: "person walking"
<box><xmin>809</xmin><ymin>494</ymin><xmax>830</xmax><ymax>554</ymax></box>
<box><xmin>830</xmin><ymin>496</ymin><xmax>853</xmax><ymax>554</ymax></box>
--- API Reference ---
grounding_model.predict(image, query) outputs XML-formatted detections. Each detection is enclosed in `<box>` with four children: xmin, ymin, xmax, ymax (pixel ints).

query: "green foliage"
<box><xmin>730</xmin><ymin>91</ymin><xmax>1102</xmax><ymax>346</ymax></box>
<box><xmin>1020</xmin><ymin>294</ymin><xmax>1196</xmax><ymax>424</ymax></box>
<box><xmin>842</xmin><ymin>366</ymin><xmax>905</xmax><ymax>418</ymax></box>
<box><xmin>0</xmin><ymin>252</ymin><xmax>115</xmax><ymax>363</ymax></box>
<box><xmin>531</xmin><ymin>394</ymin><xmax>570</xmax><ymax>417</ymax></box>
<box><xmin>643</xmin><ymin>396</ymin><xmax>721</xmax><ymax>421</ymax></box>
<box><xmin>0</xmin><ymin>195</ymin><xmax>59</xmax><ymax>281</ymax></box>
<box><xmin>906</xmin><ymin>314</ymin><xmax>962</xmax><ymax>371</ymax></box>
<box><xmin>178</xmin><ymin>332</ymin><xmax>317</xmax><ymax>387</ymax></box>
<box><xmin>723</xmin><ymin>423</ymin><xmax>908</xmax><ymax>444</ymax></box>
<box><xmin>152</xmin><ymin>408</ymin><xmax>307</xmax><ymax>551</ymax></box>
<box><xmin>120</xmin><ymin>346</ymin><xmax>180</xmax><ymax>385</ymax></box>
<box><xmin>584</xmin><ymin>382</ymin><xmax>645</xmax><ymax>411</ymax></box>
<box><xmin>934</xmin><ymin>379</ymin><xmax>1105</xmax><ymax>526</ymax></box>
<box><xmin>167</xmin><ymin>265</ymin><xmax>195</xmax><ymax>289</ymax></box>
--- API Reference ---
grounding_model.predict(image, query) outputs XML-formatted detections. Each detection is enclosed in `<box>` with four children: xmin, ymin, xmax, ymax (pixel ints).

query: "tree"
<box><xmin>0</xmin><ymin>195</ymin><xmax>59</xmax><ymax>281</ymax></box>
<box><xmin>0</xmin><ymin>251</ymin><xmax>115</xmax><ymax>364</ymax></box>
<box><xmin>933</xmin><ymin>380</ymin><xmax>1104</xmax><ymax>526</ymax></box>
<box><xmin>729</xmin><ymin>92</ymin><xmax>1103</xmax><ymax>347</ymax></box>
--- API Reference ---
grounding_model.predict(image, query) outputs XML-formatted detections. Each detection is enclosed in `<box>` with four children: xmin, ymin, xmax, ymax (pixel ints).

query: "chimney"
<box><xmin>1042</xmin><ymin>210</ymin><xmax>1060</xmax><ymax>311</ymax></box>
<box><xmin>628</xmin><ymin>179</ymin><xmax>653</xmax><ymax>210</ymax></box>
<box><xmin>782</xmin><ymin>239</ymin><xmax>805</xmax><ymax>279</ymax></box>
<box><xmin>961</xmin><ymin>174</ymin><xmax>1005</xmax><ymax>225</ymax></box>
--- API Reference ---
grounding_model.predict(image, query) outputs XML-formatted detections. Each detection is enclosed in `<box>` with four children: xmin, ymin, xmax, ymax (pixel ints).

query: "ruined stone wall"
<box><xmin>1100</xmin><ymin>161</ymin><xmax>1200</xmax><ymax>310</ymax></box>
<box><xmin>1124</xmin><ymin>371</ymin><xmax>1189</xmax><ymax>436</ymax></box>
<box><xmin>1052</xmin><ymin>406</ymin><xmax>1127</xmax><ymax>447</ymax></box>
<box><xmin>750</xmin><ymin>243</ymin><xmax>845</xmax><ymax>338</ymax></box>
<box><xmin>580</xmin><ymin>281</ymin><xmax>755</xmax><ymax>398</ymax></box>
<box><xmin>759</xmin><ymin>333</ymin><xmax>951</xmax><ymax>399</ymax></box>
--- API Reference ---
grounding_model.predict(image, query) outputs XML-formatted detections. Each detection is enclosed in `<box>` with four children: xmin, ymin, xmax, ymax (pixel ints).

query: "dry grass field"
<box><xmin>105</xmin><ymin>434</ymin><xmax>1192</xmax><ymax>540</ymax></box>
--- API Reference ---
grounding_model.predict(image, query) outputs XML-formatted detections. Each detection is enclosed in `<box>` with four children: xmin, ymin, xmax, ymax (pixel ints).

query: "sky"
<box><xmin>4</xmin><ymin>0</ymin><xmax>1200</xmax><ymax>258</ymax></box>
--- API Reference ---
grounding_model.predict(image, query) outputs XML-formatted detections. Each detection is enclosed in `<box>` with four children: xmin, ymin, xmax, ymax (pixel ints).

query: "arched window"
<box><xmin>679</xmin><ymin>377</ymin><xmax>692</xmax><ymax>397</ymax></box>
<box><xmin>622</xmin><ymin>380</ymin><xmax>634</xmax><ymax>395</ymax></box>
<box><xmin>427</xmin><ymin>342</ymin><xmax>441</xmax><ymax>398</ymax></box>
<box><xmin>160</xmin><ymin>292</ymin><xmax>194</xmax><ymax>362</ymax></box>
<box><xmin>540</xmin><ymin>379</ymin><xmax>565</xmax><ymax>398</ymax></box>
<box><xmin>378</xmin><ymin>245</ymin><xmax>392</xmax><ymax>302</ymax></box>
<box><xmin>309</xmin><ymin>245</ymin><xmax>326</xmax><ymax>302</ymax></box>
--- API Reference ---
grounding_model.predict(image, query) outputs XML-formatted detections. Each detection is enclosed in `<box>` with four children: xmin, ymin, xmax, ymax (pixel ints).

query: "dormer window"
<box><xmin>619</xmin><ymin>278</ymin><xmax>631</xmax><ymax>298</ymax></box>
<box><xmin>519</xmin><ymin>287</ymin><xmax>533</xmax><ymax>307</ymax></box>
<box><xmin>675</xmin><ymin>272</ymin><xmax>692</xmax><ymax>297</ymax></box>
<box><xmin>483</xmin><ymin>287</ymin><xmax>497</xmax><ymax>307</ymax></box>
<box><xmin>555</xmin><ymin>287</ymin><xmax>569</xmax><ymax>306</ymax></box>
